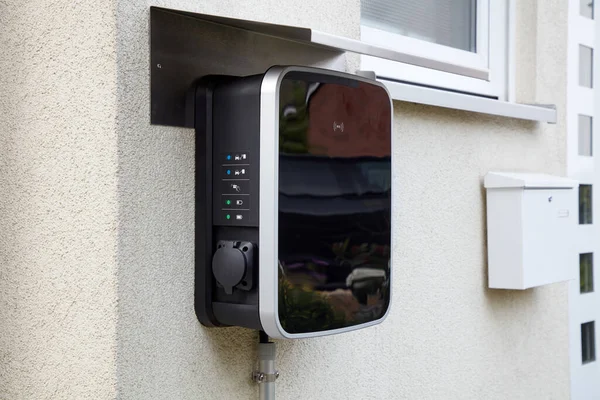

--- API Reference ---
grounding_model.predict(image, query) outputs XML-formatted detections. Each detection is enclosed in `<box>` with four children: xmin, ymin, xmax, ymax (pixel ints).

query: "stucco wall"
<box><xmin>0</xmin><ymin>1</ymin><xmax>119</xmax><ymax>399</ymax></box>
<box><xmin>0</xmin><ymin>0</ymin><xmax>570</xmax><ymax>399</ymax></box>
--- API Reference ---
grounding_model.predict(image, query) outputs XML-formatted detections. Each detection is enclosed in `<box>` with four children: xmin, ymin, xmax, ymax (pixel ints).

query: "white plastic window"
<box><xmin>360</xmin><ymin>0</ymin><xmax>509</xmax><ymax>99</ymax></box>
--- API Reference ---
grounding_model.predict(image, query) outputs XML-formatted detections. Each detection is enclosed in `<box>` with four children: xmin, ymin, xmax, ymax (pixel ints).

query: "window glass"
<box><xmin>580</xmin><ymin>185</ymin><xmax>593</xmax><ymax>225</ymax></box>
<box><xmin>361</xmin><ymin>0</ymin><xmax>477</xmax><ymax>52</ymax></box>
<box><xmin>581</xmin><ymin>0</ymin><xmax>594</xmax><ymax>19</ymax></box>
<box><xmin>580</xmin><ymin>253</ymin><xmax>594</xmax><ymax>293</ymax></box>
<box><xmin>582</xmin><ymin>321</ymin><xmax>596</xmax><ymax>364</ymax></box>
<box><xmin>580</xmin><ymin>45</ymin><xmax>594</xmax><ymax>88</ymax></box>
<box><xmin>579</xmin><ymin>115</ymin><xmax>593</xmax><ymax>156</ymax></box>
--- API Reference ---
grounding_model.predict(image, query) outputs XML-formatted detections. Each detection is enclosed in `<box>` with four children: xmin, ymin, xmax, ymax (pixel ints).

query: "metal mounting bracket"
<box><xmin>252</xmin><ymin>370</ymin><xmax>280</xmax><ymax>384</ymax></box>
<box><xmin>150</xmin><ymin>7</ymin><xmax>344</xmax><ymax>128</ymax></box>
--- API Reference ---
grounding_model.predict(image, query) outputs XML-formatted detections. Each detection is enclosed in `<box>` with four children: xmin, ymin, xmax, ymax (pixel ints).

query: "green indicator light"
<box><xmin>226</xmin><ymin>214</ymin><xmax>231</xmax><ymax>220</ymax></box>
<box><xmin>226</xmin><ymin>200</ymin><xmax>231</xmax><ymax>205</ymax></box>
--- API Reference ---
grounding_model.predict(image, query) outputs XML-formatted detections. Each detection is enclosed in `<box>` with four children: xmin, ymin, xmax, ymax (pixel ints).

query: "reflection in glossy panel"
<box><xmin>278</xmin><ymin>73</ymin><xmax>391</xmax><ymax>334</ymax></box>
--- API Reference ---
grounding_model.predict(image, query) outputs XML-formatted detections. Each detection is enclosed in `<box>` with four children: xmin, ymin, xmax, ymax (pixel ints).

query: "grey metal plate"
<box><xmin>150</xmin><ymin>7</ymin><xmax>344</xmax><ymax>127</ymax></box>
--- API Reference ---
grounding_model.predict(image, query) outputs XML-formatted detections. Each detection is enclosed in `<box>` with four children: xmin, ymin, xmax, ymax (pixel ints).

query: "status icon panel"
<box><xmin>215</xmin><ymin>152</ymin><xmax>253</xmax><ymax>226</ymax></box>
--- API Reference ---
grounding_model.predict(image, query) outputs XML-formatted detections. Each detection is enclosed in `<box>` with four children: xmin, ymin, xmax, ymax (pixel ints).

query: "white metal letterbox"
<box><xmin>484</xmin><ymin>172</ymin><xmax>579</xmax><ymax>290</ymax></box>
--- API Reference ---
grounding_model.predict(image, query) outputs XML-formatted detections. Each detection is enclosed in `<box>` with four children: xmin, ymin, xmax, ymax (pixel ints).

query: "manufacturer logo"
<box><xmin>333</xmin><ymin>121</ymin><xmax>344</xmax><ymax>132</ymax></box>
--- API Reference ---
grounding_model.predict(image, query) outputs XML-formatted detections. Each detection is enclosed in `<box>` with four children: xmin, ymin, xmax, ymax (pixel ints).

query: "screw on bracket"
<box><xmin>252</xmin><ymin>371</ymin><xmax>279</xmax><ymax>383</ymax></box>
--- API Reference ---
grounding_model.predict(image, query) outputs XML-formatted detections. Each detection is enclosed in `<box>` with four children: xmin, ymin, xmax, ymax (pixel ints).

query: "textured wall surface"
<box><xmin>0</xmin><ymin>1</ymin><xmax>119</xmax><ymax>399</ymax></box>
<box><xmin>0</xmin><ymin>0</ymin><xmax>570</xmax><ymax>399</ymax></box>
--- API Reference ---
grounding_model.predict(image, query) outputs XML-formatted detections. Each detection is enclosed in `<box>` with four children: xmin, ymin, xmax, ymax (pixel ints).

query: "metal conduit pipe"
<box><xmin>253</xmin><ymin>331</ymin><xmax>278</xmax><ymax>400</ymax></box>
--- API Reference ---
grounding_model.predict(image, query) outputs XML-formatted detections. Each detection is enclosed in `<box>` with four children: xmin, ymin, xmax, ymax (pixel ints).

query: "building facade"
<box><xmin>0</xmin><ymin>0</ymin><xmax>588</xmax><ymax>399</ymax></box>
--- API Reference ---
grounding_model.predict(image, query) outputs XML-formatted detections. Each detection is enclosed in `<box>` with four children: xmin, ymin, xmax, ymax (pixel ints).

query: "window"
<box><xmin>361</xmin><ymin>0</ymin><xmax>477</xmax><ymax>52</ymax></box>
<box><xmin>580</xmin><ymin>185</ymin><xmax>593</xmax><ymax>224</ymax></box>
<box><xmin>582</xmin><ymin>321</ymin><xmax>596</xmax><ymax>364</ymax></box>
<box><xmin>581</xmin><ymin>0</ymin><xmax>594</xmax><ymax>19</ymax></box>
<box><xmin>580</xmin><ymin>253</ymin><xmax>594</xmax><ymax>293</ymax></box>
<box><xmin>579</xmin><ymin>115</ymin><xmax>593</xmax><ymax>156</ymax></box>
<box><xmin>360</xmin><ymin>0</ymin><xmax>508</xmax><ymax>99</ymax></box>
<box><xmin>580</xmin><ymin>45</ymin><xmax>594</xmax><ymax>88</ymax></box>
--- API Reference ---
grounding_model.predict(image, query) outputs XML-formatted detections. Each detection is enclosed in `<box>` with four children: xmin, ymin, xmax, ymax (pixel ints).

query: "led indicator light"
<box><xmin>226</xmin><ymin>214</ymin><xmax>231</xmax><ymax>220</ymax></box>
<box><xmin>226</xmin><ymin>200</ymin><xmax>231</xmax><ymax>205</ymax></box>
<box><xmin>226</xmin><ymin>170</ymin><xmax>231</xmax><ymax>175</ymax></box>
<box><xmin>226</xmin><ymin>155</ymin><xmax>231</xmax><ymax>160</ymax></box>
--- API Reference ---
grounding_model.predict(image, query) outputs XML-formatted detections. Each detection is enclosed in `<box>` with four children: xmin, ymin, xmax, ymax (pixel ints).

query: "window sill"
<box><xmin>380</xmin><ymin>79</ymin><xmax>557</xmax><ymax>124</ymax></box>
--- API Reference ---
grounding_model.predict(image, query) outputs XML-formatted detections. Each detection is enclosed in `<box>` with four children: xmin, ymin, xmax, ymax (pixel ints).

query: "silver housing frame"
<box><xmin>258</xmin><ymin>66</ymin><xmax>394</xmax><ymax>339</ymax></box>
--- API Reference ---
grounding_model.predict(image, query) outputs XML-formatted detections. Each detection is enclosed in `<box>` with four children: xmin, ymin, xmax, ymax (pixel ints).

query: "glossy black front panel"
<box><xmin>277</xmin><ymin>72</ymin><xmax>392</xmax><ymax>334</ymax></box>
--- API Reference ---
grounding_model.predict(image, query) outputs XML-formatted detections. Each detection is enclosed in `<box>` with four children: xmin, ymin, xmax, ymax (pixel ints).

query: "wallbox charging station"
<box><xmin>150</xmin><ymin>9</ymin><xmax>395</xmax><ymax>397</ymax></box>
<box><xmin>193</xmin><ymin>66</ymin><xmax>393</xmax><ymax>339</ymax></box>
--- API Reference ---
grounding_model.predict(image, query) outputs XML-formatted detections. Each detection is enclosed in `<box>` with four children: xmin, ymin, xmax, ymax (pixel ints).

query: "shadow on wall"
<box><xmin>203</xmin><ymin>325</ymin><xmax>258</xmax><ymax>370</ymax></box>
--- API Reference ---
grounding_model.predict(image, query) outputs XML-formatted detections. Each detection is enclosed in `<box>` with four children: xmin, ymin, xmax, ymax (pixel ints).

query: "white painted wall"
<box><xmin>0</xmin><ymin>0</ymin><xmax>570</xmax><ymax>399</ymax></box>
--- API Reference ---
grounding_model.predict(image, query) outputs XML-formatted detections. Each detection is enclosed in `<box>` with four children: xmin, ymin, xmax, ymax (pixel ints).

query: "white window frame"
<box><xmin>360</xmin><ymin>0</ymin><xmax>510</xmax><ymax>100</ymax></box>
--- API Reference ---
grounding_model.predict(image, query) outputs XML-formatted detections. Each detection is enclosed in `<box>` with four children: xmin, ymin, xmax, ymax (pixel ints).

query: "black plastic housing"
<box><xmin>193</xmin><ymin>67</ymin><xmax>392</xmax><ymax>338</ymax></box>
<box><xmin>194</xmin><ymin>75</ymin><xmax>263</xmax><ymax>330</ymax></box>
